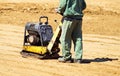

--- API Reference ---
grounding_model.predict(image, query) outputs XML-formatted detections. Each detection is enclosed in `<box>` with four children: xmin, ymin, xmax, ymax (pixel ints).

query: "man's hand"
<box><xmin>55</xmin><ymin>8</ymin><xmax>59</xmax><ymax>13</ymax></box>
<box><xmin>55</xmin><ymin>8</ymin><xmax>63</xmax><ymax>16</ymax></box>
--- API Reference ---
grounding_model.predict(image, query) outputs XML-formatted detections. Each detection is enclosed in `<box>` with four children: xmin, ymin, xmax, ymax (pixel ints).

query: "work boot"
<box><xmin>58</xmin><ymin>57</ymin><xmax>73</xmax><ymax>63</ymax></box>
<box><xmin>74</xmin><ymin>59</ymin><xmax>91</xmax><ymax>63</ymax></box>
<box><xmin>74</xmin><ymin>59</ymin><xmax>82</xmax><ymax>63</ymax></box>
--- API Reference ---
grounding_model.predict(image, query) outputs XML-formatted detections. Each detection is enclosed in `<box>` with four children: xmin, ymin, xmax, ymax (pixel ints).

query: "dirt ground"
<box><xmin>0</xmin><ymin>0</ymin><xmax>120</xmax><ymax>76</ymax></box>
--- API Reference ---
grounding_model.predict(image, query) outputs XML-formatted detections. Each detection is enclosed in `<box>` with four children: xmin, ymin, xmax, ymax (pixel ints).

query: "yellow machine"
<box><xmin>20</xmin><ymin>16</ymin><xmax>62</xmax><ymax>59</ymax></box>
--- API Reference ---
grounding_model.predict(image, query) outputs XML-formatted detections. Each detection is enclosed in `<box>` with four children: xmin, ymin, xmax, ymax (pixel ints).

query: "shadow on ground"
<box><xmin>81</xmin><ymin>58</ymin><xmax>118</xmax><ymax>64</ymax></box>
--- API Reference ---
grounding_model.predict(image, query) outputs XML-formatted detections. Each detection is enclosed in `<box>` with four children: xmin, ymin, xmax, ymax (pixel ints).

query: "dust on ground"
<box><xmin>0</xmin><ymin>0</ymin><xmax>120</xmax><ymax>76</ymax></box>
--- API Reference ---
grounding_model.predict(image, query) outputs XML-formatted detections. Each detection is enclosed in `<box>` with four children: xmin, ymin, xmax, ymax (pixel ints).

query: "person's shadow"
<box><xmin>81</xmin><ymin>57</ymin><xmax>118</xmax><ymax>64</ymax></box>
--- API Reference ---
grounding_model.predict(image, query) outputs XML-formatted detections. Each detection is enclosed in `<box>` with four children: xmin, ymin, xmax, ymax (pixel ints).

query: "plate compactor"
<box><xmin>20</xmin><ymin>16</ymin><xmax>62</xmax><ymax>59</ymax></box>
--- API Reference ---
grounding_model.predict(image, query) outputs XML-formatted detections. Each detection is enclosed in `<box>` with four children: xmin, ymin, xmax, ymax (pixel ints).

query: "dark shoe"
<box><xmin>58</xmin><ymin>57</ymin><xmax>73</xmax><ymax>63</ymax></box>
<box><xmin>74</xmin><ymin>59</ymin><xmax>91</xmax><ymax>63</ymax></box>
<box><xmin>74</xmin><ymin>59</ymin><xmax>82</xmax><ymax>63</ymax></box>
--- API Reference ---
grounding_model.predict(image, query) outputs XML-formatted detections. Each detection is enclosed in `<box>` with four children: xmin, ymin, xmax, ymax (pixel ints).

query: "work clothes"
<box><xmin>57</xmin><ymin>0</ymin><xmax>86</xmax><ymax>61</ymax></box>
<box><xmin>57</xmin><ymin>0</ymin><xmax>86</xmax><ymax>19</ymax></box>
<box><xmin>60</xmin><ymin>19</ymin><xmax>83</xmax><ymax>60</ymax></box>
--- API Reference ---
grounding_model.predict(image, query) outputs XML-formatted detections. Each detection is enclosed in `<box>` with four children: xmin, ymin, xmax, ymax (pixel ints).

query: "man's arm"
<box><xmin>56</xmin><ymin>0</ymin><xmax>67</xmax><ymax>14</ymax></box>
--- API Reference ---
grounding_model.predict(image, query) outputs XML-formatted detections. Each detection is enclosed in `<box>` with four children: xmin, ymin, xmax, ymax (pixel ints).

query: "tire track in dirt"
<box><xmin>0</xmin><ymin>24</ymin><xmax>120</xmax><ymax>76</ymax></box>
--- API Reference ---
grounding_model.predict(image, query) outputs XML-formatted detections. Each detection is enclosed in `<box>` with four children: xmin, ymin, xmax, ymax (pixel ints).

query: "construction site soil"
<box><xmin>0</xmin><ymin>0</ymin><xmax>120</xmax><ymax>76</ymax></box>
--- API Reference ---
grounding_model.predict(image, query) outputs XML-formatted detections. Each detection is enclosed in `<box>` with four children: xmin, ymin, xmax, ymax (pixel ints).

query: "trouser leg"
<box><xmin>72</xmin><ymin>20</ymin><xmax>83</xmax><ymax>60</ymax></box>
<box><xmin>60</xmin><ymin>20</ymin><xmax>74</xmax><ymax>59</ymax></box>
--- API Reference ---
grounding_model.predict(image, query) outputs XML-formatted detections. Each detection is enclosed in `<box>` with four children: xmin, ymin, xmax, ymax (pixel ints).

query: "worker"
<box><xmin>56</xmin><ymin>0</ymin><xmax>86</xmax><ymax>63</ymax></box>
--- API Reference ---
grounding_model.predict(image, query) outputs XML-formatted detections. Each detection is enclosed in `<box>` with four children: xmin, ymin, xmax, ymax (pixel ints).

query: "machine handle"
<box><xmin>39</xmin><ymin>16</ymin><xmax>48</xmax><ymax>25</ymax></box>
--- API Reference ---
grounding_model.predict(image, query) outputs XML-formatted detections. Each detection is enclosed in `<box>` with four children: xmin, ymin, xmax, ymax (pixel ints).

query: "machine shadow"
<box><xmin>80</xmin><ymin>57</ymin><xmax>118</xmax><ymax>64</ymax></box>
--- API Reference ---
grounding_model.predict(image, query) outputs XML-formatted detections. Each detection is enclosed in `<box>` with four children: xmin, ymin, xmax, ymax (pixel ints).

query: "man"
<box><xmin>56</xmin><ymin>0</ymin><xmax>86</xmax><ymax>63</ymax></box>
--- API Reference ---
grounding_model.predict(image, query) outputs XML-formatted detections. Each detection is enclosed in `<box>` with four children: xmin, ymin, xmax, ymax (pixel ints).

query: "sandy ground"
<box><xmin>0</xmin><ymin>0</ymin><xmax>120</xmax><ymax>76</ymax></box>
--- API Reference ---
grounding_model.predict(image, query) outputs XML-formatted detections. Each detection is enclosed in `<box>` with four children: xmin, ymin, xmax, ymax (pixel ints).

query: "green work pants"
<box><xmin>60</xmin><ymin>19</ymin><xmax>83</xmax><ymax>60</ymax></box>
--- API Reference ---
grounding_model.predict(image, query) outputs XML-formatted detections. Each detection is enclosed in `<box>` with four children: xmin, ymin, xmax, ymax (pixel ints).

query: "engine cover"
<box><xmin>24</xmin><ymin>22</ymin><xmax>53</xmax><ymax>46</ymax></box>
